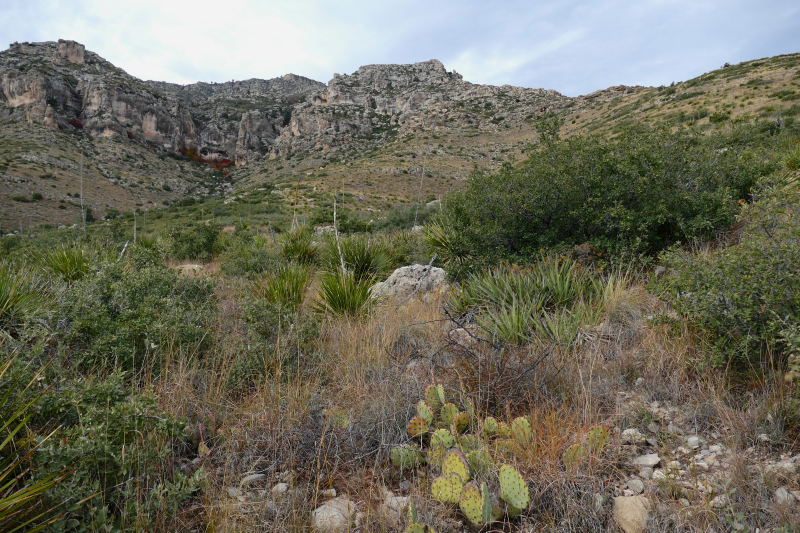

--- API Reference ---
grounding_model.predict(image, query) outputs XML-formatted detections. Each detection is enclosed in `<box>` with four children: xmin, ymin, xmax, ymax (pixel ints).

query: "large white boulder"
<box><xmin>372</xmin><ymin>264</ymin><xmax>448</xmax><ymax>299</ymax></box>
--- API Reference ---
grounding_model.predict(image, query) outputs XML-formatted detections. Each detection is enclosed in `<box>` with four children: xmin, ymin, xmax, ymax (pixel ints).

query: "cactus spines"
<box><xmin>441</xmin><ymin>449</ymin><xmax>470</xmax><ymax>481</ymax></box>
<box><xmin>499</xmin><ymin>465</ymin><xmax>530</xmax><ymax>511</ymax></box>
<box><xmin>417</xmin><ymin>401</ymin><xmax>434</xmax><ymax>425</ymax></box>
<box><xmin>587</xmin><ymin>426</ymin><xmax>610</xmax><ymax>454</ymax></box>
<box><xmin>440</xmin><ymin>403</ymin><xmax>459</xmax><ymax>426</ymax></box>
<box><xmin>432</xmin><ymin>428</ymin><xmax>455</xmax><ymax>449</ymax></box>
<box><xmin>453</xmin><ymin>411</ymin><xmax>470</xmax><ymax>434</ymax></box>
<box><xmin>432</xmin><ymin>472</ymin><xmax>464</xmax><ymax>504</ymax></box>
<box><xmin>391</xmin><ymin>445</ymin><xmax>424</xmax><ymax>469</ymax></box>
<box><xmin>511</xmin><ymin>416</ymin><xmax>532</xmax><ymax>445</ymax></box>
<box><xmin>482</xmin><ymin>416</ymin><xmax>499</xmax><ymax>438</ymax></box>
<box><xmin>458</xmin><ymin>481</ymin><xmax>485</xmax><ymax>526</ymax></box>
<box><xmin>425</xmin><ymin>384</ymin><xmax>445</xmax><ymax>411</ymax></box>
<box><xmin>406</xmin><ymin>416</ymin><xmax>429</xmax><ymax>439</ymax></box>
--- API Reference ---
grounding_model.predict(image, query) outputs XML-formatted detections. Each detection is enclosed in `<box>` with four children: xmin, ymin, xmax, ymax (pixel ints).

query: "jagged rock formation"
<box><xmin>0</xmin><ymin>41</ymin><xmax>570</xmax><ymax>166</ymax></box>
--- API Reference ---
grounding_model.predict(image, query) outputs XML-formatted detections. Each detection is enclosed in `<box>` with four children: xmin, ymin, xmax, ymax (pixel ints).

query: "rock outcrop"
<box><xmin>372</xmin><ymin>264</ymin><xmax>449</xmax><ymax>299</ymax></box>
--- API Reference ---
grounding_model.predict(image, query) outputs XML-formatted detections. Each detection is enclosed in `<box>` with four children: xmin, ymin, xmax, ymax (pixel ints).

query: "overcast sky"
<box><xmin>2</xmin><ymin>0</ymin><xmax>799</xmax><ymax>96</ymax></box>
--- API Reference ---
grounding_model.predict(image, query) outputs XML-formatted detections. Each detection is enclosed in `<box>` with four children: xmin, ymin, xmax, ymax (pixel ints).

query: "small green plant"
<box><xmin>32</xmin><ymin>244</ymin><xmax>92</xmax><ymax>284</ymax></box>
<box><xmin>0</xmin><ymin>265</ymin><xmax>46</xmax><ymax>334</ymax></box>
<box><xmin>318</xmin><ymin>234</ymin><xmax>392</xmax><ymax>282</ymax></box>
<box><xmin>279</xmin><ymin>225</ymin><xmax>317</xmax><ymax>265</ymax></box>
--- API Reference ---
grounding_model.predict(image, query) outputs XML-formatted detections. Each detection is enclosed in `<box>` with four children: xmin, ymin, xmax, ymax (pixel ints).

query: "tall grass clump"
<box><xmin>0</xmin><ymin>265</ymin><xmax>46</xmax><ymax>334</ymax></box>
<box><xmin>250</xmin><ymin>262</ymin><xmax>312</xmax><ymax>312</ymax></box>
<box><xmin>318</xmin><ymin>234</ymin><xmax>393</xmax><ymax>282</ymax></box>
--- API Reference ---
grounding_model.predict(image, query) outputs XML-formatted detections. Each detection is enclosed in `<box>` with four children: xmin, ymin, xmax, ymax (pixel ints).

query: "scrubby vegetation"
<box><xmin>1</xmin><ymin>116</ymin><xmax>799</xmax><ymax>533</ymax></box>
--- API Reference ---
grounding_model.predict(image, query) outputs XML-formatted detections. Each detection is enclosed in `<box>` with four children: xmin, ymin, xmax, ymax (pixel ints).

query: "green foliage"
<box><xmin>278</xmin><ymin>225</ymin><xmax>317</xmax><ymax>265</ymax></box>
<box><xmin>32</xmin><ymin>244</ymin><xmax>93</xmax><ymax>284</ymax></box>
<box><xmin>318</xmin><ymin>234</ymin><xmax>392</xmax><ymax>282</ymax></box>
<box><xmin>219</xmin><ymin>235</ymin><xmax>283</xmax><ymax>277</ymax></box>
<box><xmin>61</xmin><ymin>259</ymin><xmax>216</xmax><ymax>376</ymax></box>
<box><xmin>251</xmin><ymin>262</ymin><xmax>312</xmax><ymax>312</ymax></box>
<box><xmin>443</xmin><ymin>125</ymin><xmax>776</xmax><ymax>270</ymax></box>
<box><xmin>655</xmin><ymin>175</ymin><xmax>800</xmax><ymax>366</ymax></box>
<box><xmin>35</xmin><ymin>373</ymin><xmax>204</xmax><ymax>532</ymax></box>
<box><xmin>169</xmin><ymin>222</ymin><xmax>222</xmax><ymax>261</ymax></box>
<box><xmin>314</xmin><ymin>270</ymin><xmax>376</xmax><ymax>317</ymax></box>
<box><xmin>0</xmin><ymin>265</ymin><xmax>47</xmax><ymax>334</ymax></box>
<box><xmin>309</xmin><ymin>206</ymin><xmax>372</xmax><ymax>234</ymax></box>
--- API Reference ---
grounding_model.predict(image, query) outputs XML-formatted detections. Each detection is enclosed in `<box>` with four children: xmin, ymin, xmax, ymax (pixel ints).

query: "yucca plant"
<box><xmin>421</xmin><ymin>221</ymin><xmax>467</xmax><ymax>264</ymax></box>
<box><xmin>314</xmin><ymin>270</ymin><xmax>376</xmax><ymax>317</ymax></box>
<box><xmin>0</xmin><ymin>265</ymin><xmax>44</xmax><ymax>334</ymax></box>
<box><xmin>476</xmin><ymin>297</ymin><xmax>543</xmax><ymax>345</ymax></box>
<box><xmin>447</xmin><ymin>266</ymin><xmax>547</xmax><ymax>316</ymax></box>
<box><xmin>532</xmin><ymin>256</ymin><xmax>585</xmax><ymax>309</ymax></box>
<box><xmin>251</xmin><ymin>263</ymin><xmax>312</xmax><ymax>312</ymax></box>
<box><xmin>33</xmin><ymin>245</ymin><xmax>92</xmax><ymax>285</ymax></box>
<box><xmin>279</xmin><ymin>225</ymin><xmax>318</xmax><ymax>265</ymax></box>
<box><xmin>0</xmin><ymin>351</ymin><xmax>66</xmax><ymax>532</ymax></box>
<box><xmin>318</xmin><ymin>234</ymin><xmax>392</xmax><ymax>282</ymax></box>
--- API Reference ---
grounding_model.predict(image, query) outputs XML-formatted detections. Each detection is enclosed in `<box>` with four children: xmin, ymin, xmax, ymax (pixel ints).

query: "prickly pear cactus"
<box><xmin>391</xmin><ymin>445</ymin><xmax>425</xmax><ymax>469</ymax></box>
<box><xmin>482</xmin><ymin>416</ymin><xmax>499</xmax><ymax>438</ymax></box>
<box><xmin>458</xmin><ymin>481</ymin><xmax>485</xmax><ymax>526</ymax></box>
<box><xmin>498</xmin><ymin>421</ymin><xmax>511</xmax><ymax>439</ymax></box>
<box><xmin>466</xmin><ymin>449</ymin><xmax>492</xmax><ymax>476</ymax></box>
<box><xmin>441</xmin><ymin>449</ymin><xmax>470</xmax><ymax>481</ymax></box>
<box><xmin>426</xmin><ymin>384</ymin><xmax>445</xmax><ymax>411</ymax></box>
<box><xmin>432</xmin><ymin>428</ymin><xmax>455</xmax><ymax>449</ymax></box>
<box><xmin>405</xmin><ymin>524</ymin><xmax>437</xmax><ymax>533</ymax></box>
<box><xmin>586</xmin><ymin>426</ymin><xmax>610</xmax><ymax>454</ymax></box>
<box><xmin>417</xmin><ymin>401</ymin><xmax>434</xmax><ymax>425</ymax></box>
<box><xmin>432</xmin><ymin>472</ymin><xmax>464</xmax><ymax>504</ymax></box>
<box><xmin>407</xmin><ymin>416</ymin><xmax>429</xmax><ymax>439</ymax></box>
<box><xmin>457</xmin><ymin>434</ymin><xmax>480</xmax><ymax>453</ymax></box>
<box><xmin>440</xmin><ymin>403</ymin><xmax>459</xmax><ymax>426</ymax></box>
<box><xmin>562</xmin><ymin>442</ymin><xmax>586</xmax><ymax>467</ymax></box>
<box><xmin>499</xmin><ymin>465</ymin><xmax>530</xmax><ymax>511</ymax></box>
<box><xmin>453</xmin><ymin>411</ymin><xmax>470</xmax><ymax>434</ymax></box>
<box><xmin>511</xmin><ymin>416</ymin><xmax>532</xmax><ymax>445</ymax></box>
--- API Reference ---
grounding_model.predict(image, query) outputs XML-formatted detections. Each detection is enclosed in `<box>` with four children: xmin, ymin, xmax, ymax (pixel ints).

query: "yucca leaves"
<box><xmin>314</xmin><ymin>270</ymin><xmax>377</xmax><ymax>316</ymax></box>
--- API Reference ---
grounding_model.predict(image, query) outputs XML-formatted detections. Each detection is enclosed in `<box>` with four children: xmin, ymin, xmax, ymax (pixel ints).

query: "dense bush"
<box><xmin>169</xmin><ymin>221</ymin><xmax>222</xmax><ymax>261</ymax></box>
<box><xmin>442</xmin><ymin>125</ymin><xmax>777</xmax><ymax>272</ymax></box>
<box><xmin>61</xmin><ymin>258</ymin><xmax>216</xmax><ymax>376</ymax></box>
<box><xmin>219</xmin><ymin>231</ymin><xmax>283</xmax><ymax>277</ymax></box>
<box><xmin>655</xmin><ymin>174</ymin><xmax>800</xmax><ymax>366</ymax></box>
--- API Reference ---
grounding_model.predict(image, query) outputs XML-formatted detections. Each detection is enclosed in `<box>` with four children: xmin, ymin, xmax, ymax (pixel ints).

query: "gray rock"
<box><xmin>710</xmin><ymin>494</ymin><xmax>729</xmax><ymax>508</ymax></box>
<box><xmin>632</xmin><ymin>454</ymin><xmax>661</xmax><ymax>468</ymax></box>
<box><xmin>638</xmin><ymin>467</ymin><xmax>654</xmax><ymax>479</ymax></box>
<box><xmin>271</xmin><ymin>483</ymin><xmax>289</xmax><ymax>495</ymax></box>
<box><xmin>378</xmin><ymin>493</ymin><xmax>410</xmax><ymax>526</ymax></box>
<box><xmin>627</xmin><ymin>479</ymin><xmax>645</xmax><ymax>495</ymax></box>
<box><xmin>240</xmin><ymin>473</ymin><xmax>266</xmax><ymax>486</ymax></box>
<box><xmin>685</xmin><ymin>436</ymin><xmax>701</xmax><ymax>449</ymax></box>
<box><xmin>312</xmin><ymin>497</ymin><xmax>357</xmax><ymax>533</ymax></box>
<box><xmin>613</xmin><ymin>496</ymin><xmax>650</xmax><ymax>533</ymax></box>
<box><xmin>372</xmin><ymin>264</ymin><xmax>448</xmax><ymax>299</ymax></box>
<box><xmin>775</xmin><ymin>487</ymin><xmax>797</xmax><ymax>506</ymax></box>
<box><xmin>621</xmin><ymin>428</ymin><xmax>645</xmax><ymax>445</ymax></box>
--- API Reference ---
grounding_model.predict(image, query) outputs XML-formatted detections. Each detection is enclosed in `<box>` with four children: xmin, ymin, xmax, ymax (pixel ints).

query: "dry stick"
<box><xmin>333</xmin><ymin>195</ymin><xmax>346</xmax><ymax>272</ymax></box>
<box><xmin>413</xmin><ymin>133</ymin><xmax>432</xmax><ymax>228</ymax></box>
<box><xmin>268</xmin><ymin>220</ymin><xmax>279</xmax><ymax>250</ymax></box>
<box><xmin>396</xmin><ymin>253</ymin><xmax>438</xmax><ymax>307</ymax></box>
<box><xmin>117</xmin><ymin>240</ymin><xmax>129</xmax><ymax>262</ymax></box>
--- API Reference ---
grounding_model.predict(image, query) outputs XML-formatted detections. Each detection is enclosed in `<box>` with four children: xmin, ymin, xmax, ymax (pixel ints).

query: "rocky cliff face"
<box><xmin>0</xmin><ymin>40</ymin><xmax>573</xmax><ymax>167</ymax></box>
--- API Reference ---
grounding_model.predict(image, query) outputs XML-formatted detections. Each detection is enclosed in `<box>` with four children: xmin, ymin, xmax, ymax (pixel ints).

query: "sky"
<box><xmin>1</xmin><ymin>1</ymin><xmax>799</xmax><ymax>97</ymax></box>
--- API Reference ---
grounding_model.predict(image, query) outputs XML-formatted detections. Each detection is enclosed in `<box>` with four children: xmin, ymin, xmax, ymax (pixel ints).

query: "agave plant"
<box><xmin>279</xmin><ymin>225</ymin><xmax>318</xmax><ymax>265</ymax></box>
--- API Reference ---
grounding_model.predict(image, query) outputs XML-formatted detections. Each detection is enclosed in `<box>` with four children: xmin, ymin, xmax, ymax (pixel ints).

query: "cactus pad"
<box><xmin>587</xmin><ymin>426</ymin><xmax>610</xmax><ymax>454</ymax></box>
<box><xmin>406</xmin><ymin>416</ymin><xmax>429</xmax><ymax>439</ymax></box>
<box><xmin>441</xmin><ymin>449</ymin><xmax>470</xmax><ymax>481</ymax></box>
<box><xmin>506</xmin><ymin>503</ymin><xmax>523</xmax><ymax>520</ymax></box>
<box><xmin>511</xmin><ymin>416</ymin><xmax>532</xmax><ymax>445</ymax></box>
<box><xmin>457</xmin><ymin>434</ymin><xmax>480</xmax><ymax>453</ymax></box>
<box><xmin>453</xmin><ymin>412</ymin><xmax>470</xmax><ymax>434</ymax></box>
<box><xmin>425</xmin><ymin>384</ymin><xmax>445</xmax><ymax>411</ymax></box>
<box><xmin>417</xmin><ymin>401</ymin><xmax>434</xmax><ymax>425</ymax></box>
<box><xmin>562</xmin><ymin>443</ymin><xmax>586</xmax><ymax>467</ymax></box>
<box><xmin>499</xmin><ymin>465</ymin><xmax>530</xmax><ymax>510</ymax></box>
<box><xmin>498</xmin><ymin>422</ymin><xmax>511</xmax><ymax>439</ymax></box>
<box><xmin>483</xmin><ymin>416</ymin><xmax>499</xmax><ymax>438</ymax></box>
<box><xmin>391</xmin><ymin>445</ymin><xmax>424</xmax><ymax>469</ymax></box>
<box><xmin>440</xmin><ymin>403</ymin><xmax>459</xmax><ymax>425</ymax></box>
<box><xmin>458</xmin><ymin>481</ymin><xmax>485</xmax><ymax>526</ymax></box>
<box><xmin>431</xmin><ymin>472</ymin><xmax>464</xmax><ymax>503</ymax></box>
<box><xmin>432</xmin><ymin>428</ymin><xmax>455</xmax><ymax>449</ymax></box>
<box><xmin>466</xmin><ymin>449</ymin><xmax>492</xmax><ymax>475</ymax></box>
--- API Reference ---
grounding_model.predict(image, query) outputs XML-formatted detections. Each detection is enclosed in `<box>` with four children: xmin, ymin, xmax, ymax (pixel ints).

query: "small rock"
<box><xmin>226</xmin><ymin>487</ymin><xmax>243</xmax><ymax>499</ymax></box>
<box><xmin>634</xmin><ymin>377</ymin><xmax>644</xmax><ymax>387</ymax></box>
<box><xmin>646</xmin><ymin>422</ymin><xmax>660</xmax><ymax>434</ymax></box>
<box><xmin>638</xmin><ymin>467</ymin><xmax>654</xmax><ymax>479</ymax></box>
<box><xmin>621</xmin><ymin>428</ymin><xmax>645</xmax><ymax>445</ymax></box>
<box><xmin>667</xmin><ymin>460</ymin><xmax>681</xmax><ymax>471</ymax></box>
<box><xmin>320</xmin><ymin>488</ymin><xmax>337</xmax><ymax>498</ymax></box>
<box><xmin>399</xmin><ymin>480</ymin><xmax>411</xmax><ymax>493</ymax></box>
<box><xmin>652</xmin><ymin>469</ymin><xmax>667</xmax><ymax>481</ymax></box>
<box><xmin>685</xmin><ymin>436</ymin><xmax>701</xmax><ymax>449</ymax></box>
<box><xmin>378</xmin><ymin>494</ymin><xmax>410</xmax><ymax>526</ymax></box>
<box><xmin>775</xmin><ymin>487</ymin><xmax>797</xmax><ymax>506</ymax></box>
<box><xmin>241</xmin><ymin>473</ymin><xmax>266</xmax><ymax>486</ymax></box>
<box><xmin>710</xmin><ymin>494</ymin><xmax>729</xmax><ymax>508</ymax></box>
<box><xmin>272</xmin><ymin>483</ymin><xmax>289</xmax><ymax>495</ymax></box>
<box><xmin>628</xmin><ymin>479</ymin><xmax>645</xmax><ymax>495</ymax></box>
<box><xmin>695</xmin><ymin>462</ymin><xmax>709</xmax><ymax>472</ymax></box>
<box><xmin>623</xmin><ymin>489</ymin><xmax>635</xmax><ymax>497</ymax></box>
<box><xmin>594</xmin><ymin>493</ymin><xmax>605</xmax><ymax>511</ymax></box>
<box><xmin>613</xmin><ymin>496</ymin><xmax>650</xmax><ymax>533</ymax></box>
<box><xmin>679</xmin><ymin>498</ymin><xmax>690</xmax><ymax>507</ymax></box>
<box><xmin>632</xmin><ymin>453</ymin><xmax>661</xmax><ymax>468</ymax></box>
<box><xmin>312</xmin><ymin>497</ymin><xmax>357</xmax><ymax>533</ymax></box>
<box><xmin>709</xmin><ymin>444</ymin><xmax>723</xmax><ymax>454</ymax></box>
<box><xmin>757</xmin><ymin>433</ymin><xmax>771</xmax><ymax>443</ymax></box>
<box><xmin>646</xmin><ymin>438</ymin><xmax>659</xmax><ymax>447</ymax></box>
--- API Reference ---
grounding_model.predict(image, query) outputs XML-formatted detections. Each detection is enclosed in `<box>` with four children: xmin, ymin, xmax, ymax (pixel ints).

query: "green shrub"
<box><xmin>655</xmin><ymin>175</ymin><xmax>800</xmax><ymax>366</ymax></box>
<box><xmin>169</xmin><ymin>222</ymin><xmax>222</xmax><ymax>261</ymax></box>
<box><xmin>61</xmin><ymin>260</ymin><xmax>216</xmax><ymax>376</ymax></box>
<box><xmin>250</xmin><ymin>262</ymin><xmax>312</xmax><ymax>312</ymax></box>
<box><xmin>219</xmin><ymin>236</ymin><xmax>283</xmax><ymax>277</ymax></box>
<box><xmin>10</xmin><ymin>196</ymin><xmax>30</xmax><ymax>203</ymax></box>
<box><xmin>0</xmin><ymin>265</ymin><xmax>47</xmax><ymax>334</ymax></box>
<box><xmin>32</xmin><ymin>244</ymin><xmax>93</xmax><ymax>284</ymax></box>
<box><xmin>35</xmin><ymin>373</ymin><xmax>203</xmax><ymax>531</ymax></box>
<box><xmin>442</xmin><ymin>125</ymin><xmax>776</xmax><ymax>271</ymax></box>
